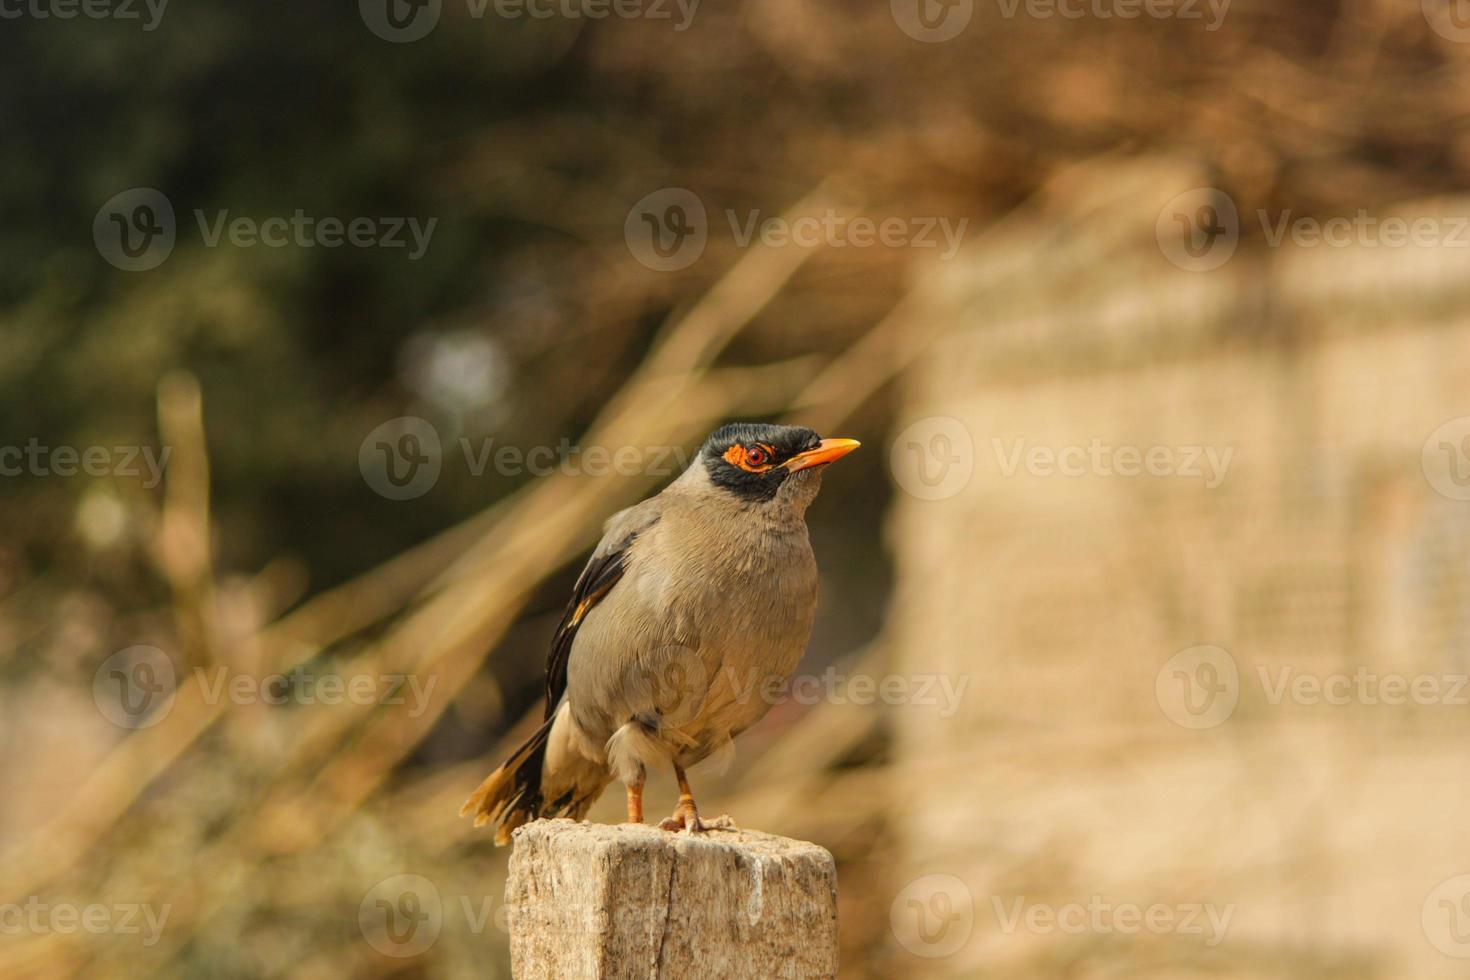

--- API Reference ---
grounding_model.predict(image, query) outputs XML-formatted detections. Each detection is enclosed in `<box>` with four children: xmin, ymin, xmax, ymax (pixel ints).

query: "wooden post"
<box><xmin>506</xmin><ymin>819</ymin><xmax>838</xmax><ymax>979</ymax></box>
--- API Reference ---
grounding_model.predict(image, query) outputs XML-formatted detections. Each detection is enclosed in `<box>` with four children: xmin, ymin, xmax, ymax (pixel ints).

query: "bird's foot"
<box><xmin>657</xmin><ymin>804</ymin><xmax>738</xmax><ymax>835</ymax></box>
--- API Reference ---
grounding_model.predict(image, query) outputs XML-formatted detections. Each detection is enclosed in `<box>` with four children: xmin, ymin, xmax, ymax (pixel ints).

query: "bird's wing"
<box><xmin>543</xmin><ymin>499</ymin><xmax>661</xmax><ymax>719</ymax></box>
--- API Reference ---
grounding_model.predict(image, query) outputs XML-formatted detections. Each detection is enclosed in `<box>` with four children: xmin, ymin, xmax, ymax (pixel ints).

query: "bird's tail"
<box><xmin>460</xmin><ymin>701</ymin><xmax>612</xmax><ymax>845</ymax></box>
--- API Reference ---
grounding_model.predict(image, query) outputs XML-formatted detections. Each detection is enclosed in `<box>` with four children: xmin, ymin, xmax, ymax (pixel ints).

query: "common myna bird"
<box><xmin>461</xmin><ymin>422</ymin><xmax>860</xmax><ymax>843</ymax></box>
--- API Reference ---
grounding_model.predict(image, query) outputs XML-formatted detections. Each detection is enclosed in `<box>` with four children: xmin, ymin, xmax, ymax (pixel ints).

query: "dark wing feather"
<box><xmin>543</xmin><ymin>502</ymin><xmax>660</xmax><ymax>719</ymax></box>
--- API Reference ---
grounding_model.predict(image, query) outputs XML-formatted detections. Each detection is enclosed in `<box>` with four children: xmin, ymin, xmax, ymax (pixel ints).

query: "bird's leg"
<box><xmin>657</xmin><ymin>764</ymin><xmax>738</xmax><ymax>834</ymax></box>
<box><xmin>626</xmin><ymin>767</ymin><xmax>645</xmax><ymax>824</ymax></box>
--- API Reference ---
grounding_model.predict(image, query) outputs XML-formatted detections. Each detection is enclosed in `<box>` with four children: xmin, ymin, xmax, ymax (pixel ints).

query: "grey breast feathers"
<box><xmin>564</xmin><ymin>487</ymin><xmax>819</xmax><ymax>769</ymax></box>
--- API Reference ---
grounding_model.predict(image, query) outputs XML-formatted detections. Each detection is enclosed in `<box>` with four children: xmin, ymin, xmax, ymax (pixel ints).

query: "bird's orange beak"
<box><xmin>783</xmin><ymin>437</ymin><xmax>861</xmax><ymax>473</ymax></box>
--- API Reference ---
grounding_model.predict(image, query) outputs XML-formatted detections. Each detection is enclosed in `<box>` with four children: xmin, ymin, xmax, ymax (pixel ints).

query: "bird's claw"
<box><xmin>657</xmin><ymin>805</ymin><xmax>738</xmax><ymax>835</ymax></box>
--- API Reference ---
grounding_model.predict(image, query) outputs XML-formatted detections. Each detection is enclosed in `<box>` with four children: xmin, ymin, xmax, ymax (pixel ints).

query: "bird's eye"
<box><xmin>722</xmin><ymin>442</ymin><xmax>776</xmax><ymax>472</ymax></box>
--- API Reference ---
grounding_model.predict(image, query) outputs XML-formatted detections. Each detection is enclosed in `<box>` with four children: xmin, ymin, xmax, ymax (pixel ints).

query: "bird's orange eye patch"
<box><xmin>723</xmin><ymin>443</ymin><xmax>776</xmax><ymax>473</ymax></box>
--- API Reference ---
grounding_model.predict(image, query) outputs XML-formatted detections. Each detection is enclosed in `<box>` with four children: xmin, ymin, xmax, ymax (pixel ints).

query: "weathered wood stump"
<box><xmin>506</xmin><ymin>820</ymin><xmax>838</xmax><ymax>979</ymax></box>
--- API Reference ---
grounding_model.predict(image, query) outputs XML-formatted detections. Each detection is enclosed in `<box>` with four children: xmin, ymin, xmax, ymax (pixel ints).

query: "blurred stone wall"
<box><xmin>885</xmin><ymin>160</ymin><xmax>1470</xmax><ymax>978</ymax></box>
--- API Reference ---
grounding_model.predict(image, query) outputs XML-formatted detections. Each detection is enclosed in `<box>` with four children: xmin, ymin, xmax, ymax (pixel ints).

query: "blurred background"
<box><xmin>5</xmin><ymin>0</ymin><xmax>1470</xmax><ymax>976</ymax></box>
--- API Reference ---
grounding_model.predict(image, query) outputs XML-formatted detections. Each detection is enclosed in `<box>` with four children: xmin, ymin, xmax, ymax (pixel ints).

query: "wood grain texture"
<box><xmin>507</xmin><ymin>820</ymin><xmax>838</xmax><ymax>979</ymax></box>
